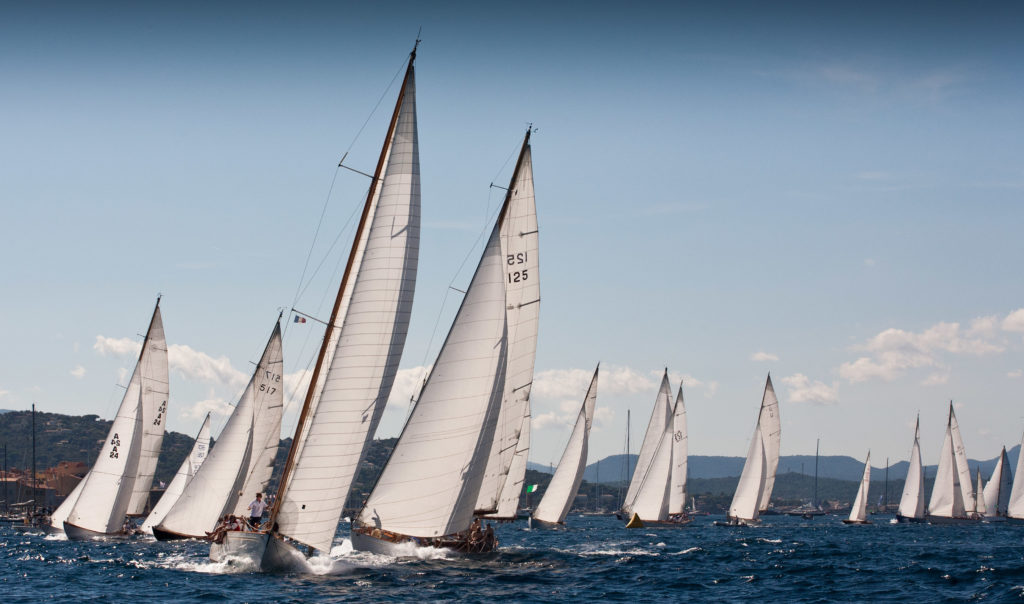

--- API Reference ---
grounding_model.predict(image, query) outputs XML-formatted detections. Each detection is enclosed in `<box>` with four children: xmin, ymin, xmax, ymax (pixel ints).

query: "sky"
<box><xmin>2</xmin><ymin>2</ymin><xmax>1023</xmax><ymax>471</ymax></box>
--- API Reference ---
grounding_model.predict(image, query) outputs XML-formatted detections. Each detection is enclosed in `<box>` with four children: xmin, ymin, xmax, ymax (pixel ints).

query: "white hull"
<box><xmin>64</xmin><ymin>521</ymin><xmax>129</xmax><ymax>541</ymax></box>
<box><xmin>210</xmin><ymin>531</ymin><xmax>309</xmax><ymax>571</ymax></box>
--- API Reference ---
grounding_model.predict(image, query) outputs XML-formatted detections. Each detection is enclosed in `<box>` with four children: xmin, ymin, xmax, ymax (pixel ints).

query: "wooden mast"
<box><xmin>268</xmin><ymin>44</ymin><xmax>418</xmax><ymax>533</ymax></box>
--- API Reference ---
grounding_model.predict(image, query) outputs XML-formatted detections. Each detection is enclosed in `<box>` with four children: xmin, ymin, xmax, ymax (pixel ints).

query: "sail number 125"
<box><xmin>507</xmin><ymin>252</ymin><xmax>528</xmax><ymax>283</ymax></box>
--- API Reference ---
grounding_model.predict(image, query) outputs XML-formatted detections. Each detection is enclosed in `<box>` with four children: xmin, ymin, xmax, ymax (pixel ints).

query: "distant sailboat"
<box><xmin>349</xmin><ymin>130</ymin><xmax>536</xmax><ymax>557</ymax></box>
<box><xmin>153</xmin><ymin>319</ymin><xmax>282</xmax><ymax>540</ymax></box>
<box><xmin>715</xmin><ymin>375</ymin><xmax>781</xmax><ymax>527</ymax></box>
<box><xmin>894</xmin><ymin>415</ymin><xmax>925</xmax><ymax>523</ymax></box>
<box><xmin>842</xmin><ymin>451</ymin><xmax>872</xmax><ymax>525</ymax></box>
<box><xmin>1006</xmin><ymin>432</ymin><xmax>1024</xmax><ymax>521</ymax></box>
<box><xmin>532</xmin><ymin>365</ymin><xmax>598</xmax><ymax>527</ymax></box>
<box><xmin>140</xmin><ymin>414</ymin><xmax>211</xmax><ymax>534</ymax></box>
<box><xmin>975</xmin><ymin>468</ymin><xmax>987</xmax><ymax>517</ymax></box>
<box><xmin>926</xmin><ymin>403</ymin><xmax>979</xmax><ymax>524</ymax></box>
<box><xmin>213</xmin><ymin>44</ymin><xmax>422</xmax><ymax>568</ymax></box>
<box><xmin>620</xmin><ymin>371</ymin><xmax>672</xmax><ymax>527</ymax></box>
<box><xmin>982</xmin><ymin>446</ymin><xmax>1012</xmax><ymax>521</ymax></box>
<box><xmin>62</xmin><ymin>299</ymin><xmax>165</xmax><ymax>540</ymax></box>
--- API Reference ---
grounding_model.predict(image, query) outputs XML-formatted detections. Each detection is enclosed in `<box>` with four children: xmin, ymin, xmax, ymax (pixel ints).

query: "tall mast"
<box><xmin>31</xmin><ymin>404</ymin><xmax>36</xmax><ymax>517</ymax></box>
<box><xmin>269</xmin><ymin>43</ymin><xmax>418</xmax><ymax>531</ymax></box>
<box><xmin>496</xmin><ymin>128</ymin><xmax>532</xmax><ymax>224</ymax></box>
<box><xmin>884</xmin><ymin>458</ymin><xmax>889</xmax><ymax>511</ymax></box>
<box><xmin>813</xmin><ymin>438</ymin><xmax>819</xmax><ymax>509</ymax></box>
<box><xmin>3</xmin><ymin>444</ymin><xmax>7</xmax><ymax>515</ymax></box>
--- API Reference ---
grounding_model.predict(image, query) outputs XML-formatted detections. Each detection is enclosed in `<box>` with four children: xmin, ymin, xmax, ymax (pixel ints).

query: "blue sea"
<box><xmin>2</xmin><ymin>515</ymin><xmax>1023</xmax><ymax>602</ymax></box>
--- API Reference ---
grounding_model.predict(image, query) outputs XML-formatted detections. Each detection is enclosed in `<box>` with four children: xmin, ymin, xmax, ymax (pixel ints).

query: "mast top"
<box><xmin>411</xmin><ymin>34</ymin><xmax>421</xmax><ymax>61</ymax></box>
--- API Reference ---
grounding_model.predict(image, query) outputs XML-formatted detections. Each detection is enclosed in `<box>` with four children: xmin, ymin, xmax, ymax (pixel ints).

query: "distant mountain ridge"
<box><xmin>529</xmin><ymin>446</ymin><xmax>1021</xmax><ymax>484</ymax></box>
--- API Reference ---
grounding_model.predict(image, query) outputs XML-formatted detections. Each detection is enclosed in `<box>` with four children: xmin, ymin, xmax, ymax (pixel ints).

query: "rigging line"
<box><xmin>294</xmin><ymin>183</ymin><xmax>369</xmax><ymax>306</ymax></box>
<box><xmin>341</xmin><ymin>54</ymin><xmax>410</xmax><ymax>159</ymax></box>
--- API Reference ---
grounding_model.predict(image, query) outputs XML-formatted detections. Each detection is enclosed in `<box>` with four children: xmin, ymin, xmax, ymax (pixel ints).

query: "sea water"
<box><xmin>2</xmin><ymin>515</ymin><xmax>1023</xmax><ymax>602</ymax></box>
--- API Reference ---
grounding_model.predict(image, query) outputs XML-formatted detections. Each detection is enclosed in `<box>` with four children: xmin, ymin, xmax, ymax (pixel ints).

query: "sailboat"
<box><xmin>1006</xmin><ymin>432</ymin><xmax>1024</xmax><ymax>522</ymax></box>
<box><xmin>62</xmin><ymin>299</ymin><xmax>166</xmax><ymax>540</ymax></box>
<box><xmin>982</xmin><ymin>446</ymin><xmax>1012</xmax><ymax>521</ymax></box>
<box><xmin>140</xmin><ymin>414</ymin><xmax>211</xmax><ymax>534</ymax></box>
<box><xmin>620</xmin><ymin>374</ymin><xmax>691</xmax><ymax>528</ymax></box>
<box><xmin>212</xmin><ymin>43</ymin><xmax>421</xmax><ymax>568</ymax></box>
<box><xmin>894</xmin><ymin>415</ymin><xmax>925</xmax><ymax>523</ymax></box>
<box><xmin>152</xmin><ymin>319</ymin><xmax>282</xmax><ymax>540</ymax></box>
<box><xmin>532</xmin><ymin>365</ymin><xmax>598</xmax><ymax>527</ymax></box>
<box><xmin>926</xmin><ymin>403</ymin><xmax>979</xmax><ymax>524</ymax></box>
<box><xmin>715</xmin><ymin>375</ymin><xmax>781</xmax><ymax>527</ymax></box>
<box><xmin>975</xmin><ymin>467</ymin><xmax>987</xmax><ymax>517</ymax></box>
<box><xmin>350</xmin><ymin>129</ymin><xmax>537</xmax><ymax>556</ymax></box>
<box><xmin>842</xmin><ymin>451</ymin><xmax>872</xmax><ymax>525</ymax></box>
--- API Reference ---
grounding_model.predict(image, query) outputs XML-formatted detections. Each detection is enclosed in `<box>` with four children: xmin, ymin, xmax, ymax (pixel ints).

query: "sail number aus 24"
<box><xmin>259</xmin><ymin>371</ymin><xmax>281</xmax><ymax>395</ymax></box>
<box><xmin>507</xmin><ymin>252</ymin><xmax>528</xmax><ymax>283</ymax></box>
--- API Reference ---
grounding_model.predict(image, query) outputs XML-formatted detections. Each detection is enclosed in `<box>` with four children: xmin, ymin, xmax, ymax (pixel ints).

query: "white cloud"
<box><xmin>383</xmin><ymin>366</ymin><xmax>431</xmax><ymax>416</ymax></box>
<box><xmin>968</xmin><ymin>315</ymin><xmax>1000</xmax><ymax>338</ymax></box>
<box><xmin>182</xmin><ymin>396</ymin><xmax>235</xmax><ymax>420</ymax></box>
<box><xmin>780</xmin><ymin>374</ymin><xmax>838</xmax><ymax>405</ymax></box>
<box><xmin>921</xmin><ymin>373</ymin><xmax>949</xmax><ymax>386</ymax></box>
<box><xmin>863</xmin><ymin>258</ymin><xmax>876</xmax><ymax>267</ymax></box>
<box><xmin>1003</xmin><ymin>309</ymin><xmax>1024</xmax><ymax>333</ymax></box>
<box><xmin>840</xmin><ymin>319</ymin><xmax>1004</xmax><ymax>383</ymax></box>
<box><xmin>70</xmin><ymin>365</ymin><xmax>86</xmax><ymax>379</ymax></box>
<box><xmin>95</xmin><ymin>335</ymin><xmax>248</xmax><ymax>390</ymax></box>
<box><xmin>0</xmin><ymin>389</ymin><xmax>8</xmax><ymax>400</ymax></box>
<box><xmin>751</xmin><ymin>352</ymin><xmax>779</xmax><ymax>362</ymax></box>
<box><xmin>1008</xmin><ymin>370</ymin><xmax>1023</xmax><ymax>379</ymax></box>
<box><xmin>534</xmin><ymin>365</ymin><xmax>651</xmax><ymax>400</ymax></box>
<box><xmin>531</xmin><ymin>411</ymin><xmax>560</xmax><ymax>431</ymax></box>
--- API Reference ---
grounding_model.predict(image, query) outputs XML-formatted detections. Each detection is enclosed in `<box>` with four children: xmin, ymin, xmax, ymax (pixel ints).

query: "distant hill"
<box><xmin>529</xmin><ymin>447</ymin><xmax>1021</xmax><ymax>484</ymax></box>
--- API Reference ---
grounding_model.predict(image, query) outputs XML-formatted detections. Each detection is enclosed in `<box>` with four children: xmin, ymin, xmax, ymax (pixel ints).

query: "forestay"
<box><xmin>357</xmin><ymin>220</ymin><xmax>508</xmax><ymax>539</ymax></box>
<box><xmin>141</xmin><ymin>414</ymin><xmax>211</xmax><ymax>533</ymax></box>
<box><xmin>533</xmin><ymin>365</ymin><xmax>598</xmax><ymax>524</ymax></box>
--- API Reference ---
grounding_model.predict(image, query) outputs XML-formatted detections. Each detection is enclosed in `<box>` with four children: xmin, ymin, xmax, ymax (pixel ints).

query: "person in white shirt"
<box><xmin>247</xmin><ymin>493</ymin><xmax>268</xmax><ymax>528</ymax></box>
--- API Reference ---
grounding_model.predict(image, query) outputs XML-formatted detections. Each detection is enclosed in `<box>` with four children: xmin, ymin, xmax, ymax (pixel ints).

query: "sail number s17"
<box><xmin>259</xmin><ymin>371</ymin><xmax>281</xmax><ymax>395</ymax></box>
<box><xmin>507</xmin><ymin>251</ymin><xmax>528</xmax><ymax>284</ymax></box>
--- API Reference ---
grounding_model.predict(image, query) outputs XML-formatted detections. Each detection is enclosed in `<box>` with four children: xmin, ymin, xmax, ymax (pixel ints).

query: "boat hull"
<box><xmin>209</xmin><ymin>532</ymin><xmax>309</xmax><ymax>572</ymax></box>
<box><xmin>713</xmin><ymin>517</ymin><xmax>760</xmax><ymax>527</ymax></box>
<box><xmin>64</xmin><ymin>521</ymin><xmax>128</xmax><ymax>541</ymax></box>
<box><xmin>351</xmin><ymin>526</ymin><xmax>497</xmax><ymax>556</ymax></box>
<box><xmin>841</xmin><ymin>519</ymin><xmax>871</xmax><ymax>525</ymax></box>
<box><xmin>530</xmin><ymin>518</ymin><xmax>564</xmax><ymax>529</ymax></box>
<box><xmin>151</xmin><ymin>525</ymin><xmax>202</xmax><ymax>541</ymax></box>
<box><xmin>893</xmin><ymin>513</ymin><xmax>926</xmax><ymax>524</ymax></box>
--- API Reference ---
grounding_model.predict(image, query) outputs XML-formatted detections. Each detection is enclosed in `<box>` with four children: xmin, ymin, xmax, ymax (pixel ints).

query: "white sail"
<box><xmin>622</xmin><ymin>371</ymin><xmax>672</xmax><ymax>518</ymax></box>
<box><xmin>476</xmin><ymin>144</ymin><xmax>540</xmax><ymax>513</ymax></box>
<box><xmin>928</xmin><ymin>414</ymin><xmax>965</xmax><ymax>518</ymax></box>
<box><xmin>729</xmin><ymin>427</ymin><xmax>766</xmax><ymax>522</ymax></box>
<box><xmin>949</xmin><ymin>405</ymin><xmax>976</xmax><ymax>514</ymax></box>
<box><xmin>231</xmin><ymin>327</ymin><xmax>284</xmax><ymax>517</ymax></box>
<box><xmin>728</xmin><ymin>375</ymin><xmax>780</xmax><ymax>522</ymax></box>
<box><xmin>983</xmin><ymin>447</ymin><xmax>1012</xmax><ymax>516</ymax></box>
<box><xmin>275</xmin><ymin>70</ymin><xmax>421</xmax><ymax>554</ymax></box>
<box><xmin>356</xmin><ymin>219</ymin><xmax>508</xmax><ymax>539</ymax></box>
<box><xmin>756</xmin><ymin>377</ymin><xmax>781</xmax><ymax>511</ymax></box>
<box><xmin>1007</xmin><ymin>432</ymin><xmax>1024</xmax><ymax>518</ymax></box>
<box><xmin>897</xmin><ymin>417</ymin><xmax>925</xmax><ymax>519</ymax></box>
<box><xmin>141</xmin><ymin>414</ymin><xmax>211</xmax><ymax>533</ymax></box>
<box><xmin>66</xmin><ymin>395</ymin><xmax>144</xmax><ymax>534</ymax></box>
<box><xmin>668</xmin><ymin>384</ymin><xmax>688</xmax><ymax>516</ymax></box>
<box><xmin>975</xmin><ymin>468</ymin><xmax>987</xmax><ymax>516</ymax></box>
<box><xmin>49</xmin><ymin>473</ymin><xmax>86</xmax><ymax>531</ymax></box>
<box><xmin>848</xmin><ymin>451</ymin><xmax>871</xmax><ymax>523</ymax></box>
<box><xmin>487</xmin><ymin>414</ymin><xmax>530</xmax><ymax>520</ymax></box>
<box><xmin>156</xmin><ymin>323</ymin><xmax>281</xmax><ymax>537</ymax></box>
<box><xmin>533</xmin><ymin>366</ymin><xmax>598</xmax><ymax>524</ymax></box>
<box><xmin>127</xmin><ymin>306</ymin><xmax>170</xmax><ymax>516</ymax></box>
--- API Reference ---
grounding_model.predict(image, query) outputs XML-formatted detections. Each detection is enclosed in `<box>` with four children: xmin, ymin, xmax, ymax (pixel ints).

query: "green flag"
<box><xmin>525</xmin><ymin>484</ymin><xmax>538</xmax><ymax>493</ymax></box>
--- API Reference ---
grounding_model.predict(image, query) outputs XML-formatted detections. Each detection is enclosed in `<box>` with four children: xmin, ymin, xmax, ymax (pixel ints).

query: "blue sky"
<box><xmin>2</xmin><ymin>2</ymin><xmax>1023</xmax><ymax>470</ymax></box>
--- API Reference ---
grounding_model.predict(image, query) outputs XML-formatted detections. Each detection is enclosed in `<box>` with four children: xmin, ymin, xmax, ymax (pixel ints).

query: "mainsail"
<box><xmin>928</xmin><ymin>409</ymin><xmax>966</xmax><ymax>518</ymax></box>
<box><xmin>897</xmin><ymin>416</ymin><xmax>925</xmax><ymax>520</ymax></box>
<box><xmin>726</xmin><ymin>375</ymin><xmax>781</xmax><ymax>523</ymax></box>
<box><xmin>270</xmin><ymin>49</ymin><xmax>421</xmax><ymax>555</ymax></box>
<box><xmin>621</xmin><ymin>371</ymin><xmax>673</xmax><ymax>521</ymax></box>
<box><xmin>975</xmin><ymin>468</ymin><xmax>987</xmax><ymax>516</ymax></box>
<box><xmin>476</xmin><ymin>131</ymin><xmax>540</xmax><ymax>515</ymax></box>
<box><xmin>141</xmin><ymin>414</ymin><xmax>211</xmax><ymax>533</ymax></box>
<box><xmin>63</xmin><ymin>299</ymin><xmax>163</xmax><ymax>538</ymax></box>
<box><xmin>847</xmin><ymin>451</ymin><xmax>871</xmax><ymax>523</ymax></box>
<box><xmin>533</xmin><ymin>365</ymin><xmax>598</xmax><ymax>525</ymax></box>
<box><xmin>982</xmin><ymin>446</ymin><xmax>1012</xmax><ymax>517</ymax></box>
<box><xmin>126</xmin><ymin>306</ymin><xmax>169</xmax><ymax>516</ymax></box>
<box><xmin>154</xmin><ymin>321</ymin><xmax>282</xmax><ymax>539</ymax></box>
<box><xmin>1007</xmin><ymin>431</ymin><xmax>1024</xmax><ymax>519</ymax></box>
<box><xmin>949</xmin><ymin>404</ymin><xmax>976</xmax><ymax>514</ymax></box>
<box><xmin>354</xmin><ymin>209</ymin><xmax>508</xmax><ymax>540</ymax></box>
